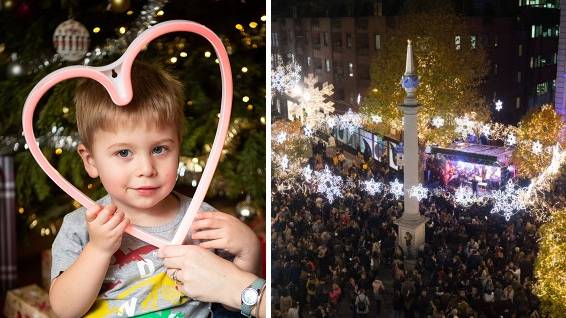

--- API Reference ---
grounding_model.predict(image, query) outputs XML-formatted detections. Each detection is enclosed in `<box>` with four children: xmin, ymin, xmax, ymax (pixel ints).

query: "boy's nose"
<box><xmin>136</xmin><ymin>156</ymin><xmax>157</xmax><ymax>177</ymax></box>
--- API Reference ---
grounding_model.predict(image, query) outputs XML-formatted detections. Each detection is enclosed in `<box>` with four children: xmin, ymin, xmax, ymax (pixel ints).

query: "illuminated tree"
<box><xmin>512</xmin><ymin>105</ymin><xmax>565</xmax><ymax>178</ymax></box>
<box><xmin>361</xmin><ymin>0</ymin><xmax>490</xmax><ymax>146</ymax></box>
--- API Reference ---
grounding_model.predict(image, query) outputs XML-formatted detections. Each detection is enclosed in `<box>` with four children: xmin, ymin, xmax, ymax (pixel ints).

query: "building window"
<box><xmin>554</xmin><ymin>52</ymin><xmax>558</xmax><ymax>64</ymax></box>
<box><xmin>348</xmin><ymin>62</ymin><xmax>354</xmax><ymax>77</ymax></box>
<box><xmin>494</xmin><ymin>35</ymin><xmax>498</xmax><ymax>47</ymax></box>
<box><xmin>307</xmin><ymin>56</ymin><xmax>311</xmax><ymax>67</ymax></box>
<box><xmin>537</xmin><ymin>82</ymin><xmax>548</xmax><ymax>95</ymax></box>
<box><xmin>516</xmin><ymin>97</ymin><xmax>520</xmax><ymax>109</ymax></box>
<box><xmin>455</xmin><ymin>36</ymin><xmax>461</xmax><ymax>50</ymax></box>
<box><xmin>346</xmin><ymin>33</ymin><xmax>352</xmax><ymax>48</ymax></box>
<box><xmin>470</xmin><ymin>35</ymin><xmax>477</xmax><ymax>49</ymax></box>
<box><xmin>272</xmin><ymin>32</ymin><xmax>279</xmax><ymax>47</ymax></box>
<box><xmin>494</xmin><ymin>64</ymin><xmax>498</xmax><ymax>75</ymax></box>
<box><xmin>375</xmin><ymin>34</ymin><xmax>381</xmax><ymax>50</ymax></box>
<box><xmin>323</xmin><ymin>32</ymin><xmax>329</xmax><ymax>46</ymax></box>
<box><xmin>325</xmin><ymin>59</ymin><xmax>331</xmax><ymax>72</ymax></box>
<box><xmin>518</xmin><ymin>44</ymin><xmax>522</xmax><ymax>56</ymax></box>
<box><xmin>517</xmin><ymin>71</ymin><xmax>521</xmax><ymax>83</ymax></box>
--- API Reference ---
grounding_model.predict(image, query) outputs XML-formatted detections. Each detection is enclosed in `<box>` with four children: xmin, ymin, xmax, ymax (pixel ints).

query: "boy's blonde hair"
<box><xmin>74</xmin><ymin>61</ymin><xmax>184</xmax><ymax>149</ymax></box>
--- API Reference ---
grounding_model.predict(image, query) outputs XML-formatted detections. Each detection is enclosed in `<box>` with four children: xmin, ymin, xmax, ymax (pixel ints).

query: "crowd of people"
<box><xmin>272</xmin><ymin>140</ymin><xmax>543</xmax><ymax>318</ymax></box>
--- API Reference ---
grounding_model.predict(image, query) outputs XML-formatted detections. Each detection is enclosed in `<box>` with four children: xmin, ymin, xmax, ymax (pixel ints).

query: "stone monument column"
<box><xmin>394</xmin><ymin>40</ymin><xmax>428</xmax><ymax>259</ymax></box>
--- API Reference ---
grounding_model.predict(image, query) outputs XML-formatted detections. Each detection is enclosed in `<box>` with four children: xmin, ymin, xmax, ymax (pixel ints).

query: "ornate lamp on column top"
<box><xmin>400</xmin><ymin>40</ymin><xmax>420</xmax><ymax>106</ymax></box>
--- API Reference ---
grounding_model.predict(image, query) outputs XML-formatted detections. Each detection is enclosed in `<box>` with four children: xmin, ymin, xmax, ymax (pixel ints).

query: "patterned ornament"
<box><xmin>53</xmin><ymin>19</ymin><xmax>90</xmax><ymax>62</ymax></box>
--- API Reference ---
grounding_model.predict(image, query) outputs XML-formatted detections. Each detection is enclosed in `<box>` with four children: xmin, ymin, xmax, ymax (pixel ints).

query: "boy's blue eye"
<box><xmin>152</xmin><ymin>146</ymin><xmax>167</xmax><ymax>155</ymax></box>
<box><xmin>117</xmin><ymin>149</ymin><xmax>131</xmax><ymax>157</ymax></box>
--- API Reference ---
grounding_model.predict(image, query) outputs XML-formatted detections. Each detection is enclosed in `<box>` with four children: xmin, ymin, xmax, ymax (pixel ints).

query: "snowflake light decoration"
<box><xmin>481</xmin><ymin>124</ymin><xmax>491</xmax><ymax>137</ymax></box>
<box><xmin>371</xmin><ymin>115</ymin><xmax>383</xmax><ymax>124</ymax></box>
<box><xmin>532</xmin><ymin>140</ymin><xmax>543</xmax><ymax>155</ymax></box>
<box><xmin>490</xmin><ymin>180</ymin><xmax>527</xmax><ymax>221</ymax></box>
<box><xmin>326</xmin><ymin>116</ymin><xmax>337</xmax><ymax>129</ymax></box>
<box><xmin>288</xmin><ymin>74</ymin><xmax>335</xmax><ymax>127</ymax></box>
<box><xmin>313</xmin><ymin>165</ymin><xmax>343</xmax><ymax>203</ymax></box>
<box><xmin>495</xmin><ymin>99</ymin><xmax>503</xmax><ymax>112</ymax></box>
<box><xmin>337</xmin><ymin>108</ymin><xmax>362</xmax><ymax>133</ymax></box>
<box><xmin>389</xmin><ymin>179</ymin><xmax>404</xmax><ymax>200</ymax></box>
<box><xmin>302</xmin><ymin>165</ymin><xmax>313</xmax><ymax>182</ymax></box>
<box><xmin>280</xmin><ymin>155</ymin><xmax>289</xmax><ymax>170</ymax></box>
<box><xmin>454</xmin><ymin>186</ymin><xmax>475</xmax><ymax>207</ymax></box>
<box><xmin>506</xmin><ymin>133</ymin><xmax>517</xmax><ymax>146</ymax></box>
<box><xmin>410</xmin><ymin>184</ymin><xmax>429</xmax><ymax>201</ymax></box>
<box><xmin>271</xmin><ymin>54</ymin><xmax>302</xmax><ymax>94</ymax></box>
<box><xmin>363</xmin><ymin>179</ymin><xmax>383</xmax><ymax>195</ymax></box>
<box><xmin>275</xmin><ymin>132</ymin><xmax>287</xmax><ymax>144</ymax></box>
<box><xmin>455</xmin><ymin>116</ymin><xmax>476</xmax><ymax>139</ymax></box>
<box><xmin>431</xmin><ymin>116</ymin><xmax>445</xmax><ymax>128</ymax></box>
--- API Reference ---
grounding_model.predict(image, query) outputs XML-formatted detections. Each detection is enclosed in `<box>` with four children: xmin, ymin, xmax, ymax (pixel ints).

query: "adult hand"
<box><xmin>190</xmin><ymin>211</ymin><xmax>261</xmax><ymax>274</ymax></box>
<box><xmin>158</xmin><ymin>245</ymin><xmax>258</xmax><ymax>309</ymax></box>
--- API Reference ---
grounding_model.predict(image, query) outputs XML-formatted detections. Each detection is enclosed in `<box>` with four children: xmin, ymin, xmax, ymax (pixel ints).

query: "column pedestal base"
<box><xmin>394</xmin><ymin>214</ymin><xmax>428</xmax><ymax>259</ymax></box>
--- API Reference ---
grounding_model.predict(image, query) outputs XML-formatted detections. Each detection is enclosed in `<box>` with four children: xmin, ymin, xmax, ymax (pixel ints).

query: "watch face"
<box><xmin>242</xmin><ymin>288</ymin><xmax>259</xmax><ymax>306</ymax></box>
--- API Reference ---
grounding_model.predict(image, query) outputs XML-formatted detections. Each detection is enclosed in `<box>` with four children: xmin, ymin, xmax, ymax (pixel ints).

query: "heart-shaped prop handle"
<box><xmin>22</xmin><ymin>20</ymin><xmax>233</xmax><ymax>248</ymax></box>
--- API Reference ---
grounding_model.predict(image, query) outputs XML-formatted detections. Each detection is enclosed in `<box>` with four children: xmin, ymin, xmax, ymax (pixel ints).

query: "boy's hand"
<box><xmin>190</xmin><ymin>212</ymin><xmax>260</xmax><ymax>274</ymax></box>
<box><xmin>85</xmin><ymin>204</ymin><xmax>129</xmax><ymax>258</ymax></box>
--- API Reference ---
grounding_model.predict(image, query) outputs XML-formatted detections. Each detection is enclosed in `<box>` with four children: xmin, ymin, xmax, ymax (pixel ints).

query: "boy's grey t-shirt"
<box><xmin>51</xmin><ymin>192</ymin><xmax>215</xmax><ymax>318</ymax></box>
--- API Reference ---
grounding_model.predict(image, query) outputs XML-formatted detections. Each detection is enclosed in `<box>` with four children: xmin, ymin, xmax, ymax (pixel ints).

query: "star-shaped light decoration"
<box><xmin>490</xmin><ymin>180</ymin><xmax>527</xmax><ymax>221</ymax></box>
<box><xmin>532</xmin><ymin>140</ymin><xmax>543</xmax><ymax>155</ymax></box>
<box><xmin>506</xmin><ymin>133</ymin><xmax>517</xmax><ymax>146</ymax></box>
<box><xmin>314</xmin><ymin>165</ymin><xmax>343</xmax><ymax>203</ymax></box>
<box><xmin>389</xmin><ymin>179</ymin><xmax>404</xmax><ymax>200</ymax></box>
<box><xmin>326</xmin><ymin>116</ymin><xmax>337</xmax><ymax>129</ymax></box>
<box><xmin>271</xmin><ymin>54</ymin><xmax>302</xmax><ymax>94</ymax></box>
<box><xmin>410</xmin><ymin>184</ymin><xmax>429</xmax><ymax>201</ymax></box>
<box><xmin>495</xmin><ymin>99</ymin><xmax>503</xmax><ymax>112</ymax></box>
<box><xmin>363</xmin><ymin>179</ymin><xmax>383</xmax><ymax>196</ymax></box>
<box><xmin>431</xmin><ymin>116</ymin><xmax>445</xmax><ymax>128</ymax></box>
<box><xmin>371</xmin><ymin>114</ymin><xmax>383</xmax><ymax>124</ymax></box>
<box><xmin>454</xmin><ymin>186</ymin><xmax>475</xmax><ymax>207</ymax></box>
<box><xmin>274</xmin><ymin>132</ymin><xmax>287</xmax><ymax>144</ymax></box>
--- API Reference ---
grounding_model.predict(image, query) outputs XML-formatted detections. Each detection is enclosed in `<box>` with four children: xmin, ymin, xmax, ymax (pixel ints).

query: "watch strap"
<box><xmin>241</xmin><ymin>277</ymin><xmax>266</xmax><ymax>317</ymax></box>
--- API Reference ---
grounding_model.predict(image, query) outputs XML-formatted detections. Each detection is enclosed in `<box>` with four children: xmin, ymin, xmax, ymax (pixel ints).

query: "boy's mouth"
<box><xmin>132</xmin><ymin>186</ymin><xmax>159</xmax><ymax>195</ymax></box>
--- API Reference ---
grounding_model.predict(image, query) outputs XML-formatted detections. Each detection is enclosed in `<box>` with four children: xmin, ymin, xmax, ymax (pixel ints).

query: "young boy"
<box><xmin>49</xmin><ymin>62</ymin><xmax>259</xmax><ymax>317</ymax></box>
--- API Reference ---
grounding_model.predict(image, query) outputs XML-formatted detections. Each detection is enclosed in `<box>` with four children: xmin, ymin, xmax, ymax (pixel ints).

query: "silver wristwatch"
<box><xmin>240</xmin><ymin>277</ymin><xmax>265</xmax><ymax>317</ymax></box>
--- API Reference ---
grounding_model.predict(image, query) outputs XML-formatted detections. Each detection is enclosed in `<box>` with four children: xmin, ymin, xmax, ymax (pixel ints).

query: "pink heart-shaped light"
<box><xmin>22</xmin><ymin>20</ymin><xmax>233</xmax><ymax>248</ymax></box>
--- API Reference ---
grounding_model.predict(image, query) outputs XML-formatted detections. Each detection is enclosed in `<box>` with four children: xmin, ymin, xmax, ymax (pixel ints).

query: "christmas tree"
<box><xmin>0</xmin><ymin>0</ymin><xmax>266</xmax><ymax>241</ymax></box>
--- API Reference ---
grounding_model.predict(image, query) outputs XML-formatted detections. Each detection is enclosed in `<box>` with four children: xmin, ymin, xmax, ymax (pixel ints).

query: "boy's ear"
<box><xmin>77</xmin><ymin>144</ymin><xmax>99</xmax><ymax>178</ymax></box>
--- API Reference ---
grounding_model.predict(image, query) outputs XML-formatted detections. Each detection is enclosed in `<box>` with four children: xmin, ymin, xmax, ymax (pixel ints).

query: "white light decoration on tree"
<box><xmin>481</xmin><ymin>124</ymin><xmax>491</xmax><ymax>137</ymax></box>
<box><xmin>303</xmin><ymin>125</ymin><xmax>314</xmax><ymax>137</ymax></box>
<box><xmin>431</xmin><ymin>116</ymin><xmax>445</xmax><ymax>128</ymax></box>
<box><xmin>410</xmin><ymin>184</ymin><xmax>429</xmax><ymax>201</ymax></box>
<box><xmin>495</xmin><ymin>99</ymin><xmax>503</xmax><ymax>112</ymax></box>
<box><xmin>506</xmin><ymin>133</ymin><xmax>517</xmax><ymax>146</ymax></box>
<box><xmin>490</xmin><ymin>180</ymin><xmax>528</xmax><ymax>221</ymax></box>
<box><xmin>371</xmin><ymin>114</ymin><xmax>383</xmax><ymax>124</ymax></box>
<box><xmin>454</xmin><ymin>116</ymin><xmax>476</xmax><ymax>139</ymax></box>
<box><xmin>337</xmin><ymin>108</ymin><xmax>362</xmax><ymax>133</ymax></box>
<box><xmin>274</xmin><ymin>132</ymin><xmax>287</xmax><ymax>144</ymax></box>
<box><xmin>454</xmin><ymin>186</ymin><xmax>475</xmax><ymax>207</ymax></box>
<box><xmin>532</xmin><ymin>140</ymin><xmax>543</xmax><ymax>155</ymax></box>
<box><xmin>363</xmin><ymin>179</ymin><xmax>383</xmax><ymax>195</ymax></box>
<box><xmin>280</xmin><ymin>155</ymin><xmax>289</xmax><ymax>170</ymax></box>
<box><xmin>389</xmin><ymin>179</ymin><xmax>404</xmax><ymax>199</ymax></box>
<box><xmin>313</xmin><ymin>165</ymin><xmax>343</xmax><ymax>203</ymax></box>
<box><xmin>327</xmin><ymin>116</ymin><xmax>337</xmax><ymax>129</ymax></box>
